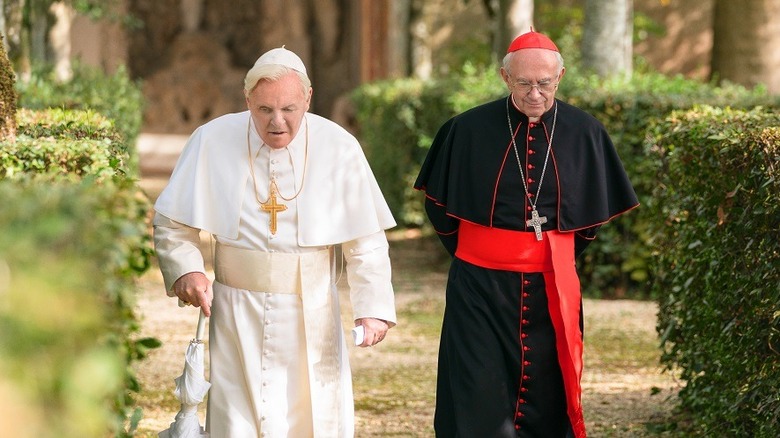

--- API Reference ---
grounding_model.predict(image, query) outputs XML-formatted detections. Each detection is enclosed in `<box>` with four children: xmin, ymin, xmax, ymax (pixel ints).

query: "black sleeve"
<box><xmin>425</xmin><ymin>197</ymin><xmax>459</xmax><ymax>257</ymax></box>
<box><xmin>574</xmin><ymin>225</ymin><xmax>600</xmax><ymax>258</ymax></box>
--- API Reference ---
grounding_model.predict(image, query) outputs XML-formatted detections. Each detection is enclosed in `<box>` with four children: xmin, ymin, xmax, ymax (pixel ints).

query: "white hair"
<box><xmin>243</xmin><ymin>63</ymin><xmax>311</xmax><ymax>95</ymax></box>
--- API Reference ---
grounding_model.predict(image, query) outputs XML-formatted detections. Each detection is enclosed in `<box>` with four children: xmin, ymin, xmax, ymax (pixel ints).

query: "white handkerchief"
<box><xmin>351</xmin><ymin>326</ymin><xmax>365</xmax><ymax>346</ymax></box>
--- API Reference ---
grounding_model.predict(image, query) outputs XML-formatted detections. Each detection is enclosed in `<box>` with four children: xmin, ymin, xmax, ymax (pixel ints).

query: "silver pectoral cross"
<box><xmin>526</xmin><ymin>208</ymin><xmax>548</xmax><ymax>241</ymax></box>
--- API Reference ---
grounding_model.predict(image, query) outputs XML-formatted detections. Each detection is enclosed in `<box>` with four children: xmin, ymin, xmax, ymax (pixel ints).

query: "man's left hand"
<box><xmin>355</xmin><ymin>317</ymin><xmax>389</xmax><ymax>348</ymax></box>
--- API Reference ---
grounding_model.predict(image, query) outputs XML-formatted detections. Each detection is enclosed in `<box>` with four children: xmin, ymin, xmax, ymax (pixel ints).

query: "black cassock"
<box><xmin>414</xmin><ymin>97</ymin><xmax>638</xmax><ymax>437</ymax></box>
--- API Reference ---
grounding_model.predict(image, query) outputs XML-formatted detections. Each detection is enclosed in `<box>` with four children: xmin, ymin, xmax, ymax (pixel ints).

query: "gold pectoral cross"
<box><xmin>260</xmin><ymin>180</ymin><xmax>287</xmax><ymax>235</ymax></box>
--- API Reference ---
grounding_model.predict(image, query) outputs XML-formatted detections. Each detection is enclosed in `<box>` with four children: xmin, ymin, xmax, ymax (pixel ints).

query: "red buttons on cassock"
<box><xmin>522</xmin><ymin>319</ymin><xmax>529</xmax><ymax>325</ymax></box>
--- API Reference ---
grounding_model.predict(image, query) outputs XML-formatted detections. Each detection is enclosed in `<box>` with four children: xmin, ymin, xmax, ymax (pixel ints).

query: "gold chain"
<box><xmin>247</xmin><ymin>115</ymin><xmax>309</xmax><ymax>204</ymax></box>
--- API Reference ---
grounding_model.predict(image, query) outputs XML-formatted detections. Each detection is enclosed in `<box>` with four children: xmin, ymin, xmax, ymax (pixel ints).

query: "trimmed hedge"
<box><xmin>648</xmin><ymin>106</ymin><xmax>780</xmax><ymax>436</ymax></box>
<box><xmin>0</xmin><ymin>107</ymin><xmax>155</xmax><ymax>436</ymax></box>
<box><xmin>15</xmin><ymin>63</ymin><xmax>145</xmax><ymax>162</ymax></box>
<box><xmin>2</xmin><ymin>109</ymin><xmax>128</xmax><ymax>179</ymax></box>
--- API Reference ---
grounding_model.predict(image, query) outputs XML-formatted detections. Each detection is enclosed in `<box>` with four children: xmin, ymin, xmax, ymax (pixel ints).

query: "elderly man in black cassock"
<box><xmin>414</xmin><ymin>30</ymin><xmax>639</xmax><ymax>437</ymax></box>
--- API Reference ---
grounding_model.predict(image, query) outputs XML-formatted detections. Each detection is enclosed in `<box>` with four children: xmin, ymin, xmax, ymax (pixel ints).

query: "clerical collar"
<box><xmin>508</xmin><ymin>95</ymin><xmax>558</xmax><ymax>124</ymax></box>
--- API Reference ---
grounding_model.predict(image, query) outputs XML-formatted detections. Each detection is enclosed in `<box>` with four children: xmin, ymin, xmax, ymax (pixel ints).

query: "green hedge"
<box><xmin>0</xmin><ymin>107</ymin><xmax>155</xmax><ymax>436</ymax></box>
<box><xmin>557</xmin><ymin>71</ymin><xmax>774</xmax><ymax>298</ymax></box>
<box><xmin>352</xmin><ymin>66</ymin><xmax>775</xmax><ymax>298</ymax></box>
<box><xmin>2</xmin><ymin>109</ymin><xmax>129</xmax><ymax>179</ymax></box>
<box><xmin>648</xmin><ymin>106</ymin><xmax>780</xmax><ymax>436</ymax></box>
<box><xmin>15</xmin><ymin>63</ymin><xmax>144</xmax><ymax>160</ymax></box>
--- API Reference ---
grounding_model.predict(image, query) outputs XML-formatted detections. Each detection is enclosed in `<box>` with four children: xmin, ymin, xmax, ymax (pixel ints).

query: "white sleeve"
<box><xmin>342</xmin><ymin>230</ymin><xmax>397</xmax><ymax>326</ymax></box>
<box><xmin>152</xmin><ymin>212</ymin><xmax>206</xmax><ymax>294</ymax></box>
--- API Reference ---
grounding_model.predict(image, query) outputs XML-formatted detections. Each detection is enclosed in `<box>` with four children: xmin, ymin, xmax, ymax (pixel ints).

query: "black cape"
<box><xmin>414</xmin><ymin>96</ymin><xmax>638</xmax><ymax>242</ymax></box>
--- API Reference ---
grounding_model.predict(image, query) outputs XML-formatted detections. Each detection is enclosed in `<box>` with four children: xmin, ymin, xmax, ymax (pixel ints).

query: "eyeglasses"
<box><xmin>510</xmin><ymin>79</ymin><xmax>558</xmax><ymax>95</ymax></box>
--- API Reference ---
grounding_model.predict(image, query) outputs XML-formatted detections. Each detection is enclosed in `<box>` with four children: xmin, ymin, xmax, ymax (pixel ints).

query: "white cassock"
<box><xmin>153</xmin><ymin>111</ymin><xmax>397</xmax><ymax>438</ymax></box>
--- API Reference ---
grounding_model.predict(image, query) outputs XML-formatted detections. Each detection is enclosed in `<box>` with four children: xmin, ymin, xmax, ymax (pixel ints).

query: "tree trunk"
<box><xmin>387</xmin><ymin>0</ymin><xmax>411</xmax><ymax>78</ymax></box>
<box><xmin>0</xmin><ymin>33</ymin><xmax>16</xmax><ymax>142</ymax></box>
<box><xmin>581</xmin><ymin>0</ymin><xmax>633</xmax><ymax>78</ymax></box>
<box><xmin>711</xmin><ymin>0</ymin><xmax>780</xmax><ymax>95</ymax></box>
<box><xmin>495</xmin><ymin>0</ymin><xmax>533</xmax><ymax>57</ymax></box>
<box><xmin>49</xmin><ymin>1</ymin><xmax>73</xmax><ymax>82</ymax></box>
<box><xmin>409</xmin><ymin>0</ymin><xmax>431</xmax><ymax>79</ymax></box>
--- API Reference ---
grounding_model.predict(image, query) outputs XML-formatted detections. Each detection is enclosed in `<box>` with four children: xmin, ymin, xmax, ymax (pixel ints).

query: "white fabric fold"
<box><xmin>158</xmin><ymin>340</ymin><xmax>211</xmax><ymax>438</ymax></box>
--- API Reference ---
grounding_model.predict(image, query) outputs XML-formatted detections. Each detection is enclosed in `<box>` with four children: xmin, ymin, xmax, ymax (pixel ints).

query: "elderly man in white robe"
<box><xmin>152</xmin><ymin>47</ymin><xmax>397</xmax><ymax>437</ymax></box>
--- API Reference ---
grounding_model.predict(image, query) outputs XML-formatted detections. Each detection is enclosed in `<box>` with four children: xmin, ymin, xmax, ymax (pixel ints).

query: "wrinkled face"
<box><xmin>500</xmin><ymin>48</ymin><xmax>564</xmax><ymax>120</ymax></box>
<box><xmin>245</xmin><ymin>72</ymin><xmax>312</xmax><ymax>149</ymax></box>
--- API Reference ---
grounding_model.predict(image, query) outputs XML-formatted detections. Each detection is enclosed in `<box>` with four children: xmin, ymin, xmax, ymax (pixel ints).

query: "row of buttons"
<box><xmin>515</xmin><ymin>276</ymin><xmax>533</xmax><ymax>430</ymax></box>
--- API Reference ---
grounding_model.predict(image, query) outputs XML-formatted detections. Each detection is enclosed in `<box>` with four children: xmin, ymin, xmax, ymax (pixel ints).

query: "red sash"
<box><xmin>455</xmin><ymin>221</ymin><xmax>586</xmax><ymax>438</ymax></box>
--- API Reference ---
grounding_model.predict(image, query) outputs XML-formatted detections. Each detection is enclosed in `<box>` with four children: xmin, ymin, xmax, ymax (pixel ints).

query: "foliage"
<box><xmin>16</xmin><ymin>62</ymin><xmax>145</xmax><ymax>155</ymax></box>
<box><xmin>0</xmin><ymin>108</ymin><xmax>156</xmax><ymax>437</ymax></box>
<box><xmin>647</xmin><ymin>106</ymin><xmax>780</xmax><ymax>436</ymax></box>
<box><xmin>2</xmin><ymin>109</ymin><xmax>128</xmax><ymax>179</ymax></box>
<box><xmin>352</xmin><ymin>77</ymin><xmax>453</xmax><ymax>226</ymax></box>
<box><xmin>16</xmin><ymin>107</ymin><xmax>124</xmax><ymax>142</ymax></box>
<box><xmin>556</xmin><ymin>71</ymin><xmax>775</xmax><ymax>298</ymax></box>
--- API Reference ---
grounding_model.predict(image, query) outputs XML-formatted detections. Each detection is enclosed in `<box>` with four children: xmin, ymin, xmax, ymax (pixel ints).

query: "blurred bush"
<box><xmin>647</xmin><ymin>106</ymin><xmax>780</xmax><ymax>436</ymax></box>
<box><xmin>0</xmin><ymin>90</ymin><xmax>155</xmax><ymax>436</ymax></box>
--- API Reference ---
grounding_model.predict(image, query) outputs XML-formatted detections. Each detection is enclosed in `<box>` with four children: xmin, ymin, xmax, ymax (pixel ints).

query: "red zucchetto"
<box><xmin>507</xmin><ymin>30</ymin><xmax>559</xmax><ymax>53</ymax></box>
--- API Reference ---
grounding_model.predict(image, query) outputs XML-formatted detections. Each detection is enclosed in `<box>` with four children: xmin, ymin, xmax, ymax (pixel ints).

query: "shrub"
<box><xmin>561</xmin><ymin>73</ymin><xmax>775</xmax><ymax>297</ymax></box>
<box><xmin>0</xmin><ymin>107</ymin><xmax>156</xmax><ymax>437</ymax></box>
<box><xmin>15</xmin><ymin>62</ymin><xmax>144</xmax><ymax>159</ymax></box>
<box><xmin>2</xmin><ymin>109</ymin><xmax>128</xmax><ymax>179</ymax></box>
<box><xmin>352</xmin><ymin>76</ymin><xmax>455</xmax><ymax>226</ymax></box>
<box><xmin>0</xmin><ymin>175</ymin><xmax>157</xmax><ymax>437</ymax></box>
<box><xmin>648</xmin><ymin>106</ymin><xmax>780</xmax><ymax>436</ymax></box>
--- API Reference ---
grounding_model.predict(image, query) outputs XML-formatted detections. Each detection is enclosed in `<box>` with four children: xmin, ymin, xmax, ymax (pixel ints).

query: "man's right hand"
<box><xmin>172</xmin><ymin>272</ymin><xmax>213</xmax><ymax>317</ymax></box>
